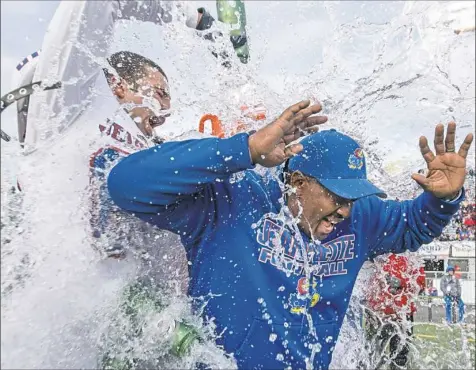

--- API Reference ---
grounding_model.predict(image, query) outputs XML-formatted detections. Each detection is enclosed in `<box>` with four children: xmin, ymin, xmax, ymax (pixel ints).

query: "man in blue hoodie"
<box><xmin>107</xmin><ymin>100</ymin><xmax>473</xmax><ymax>369</ymax></box>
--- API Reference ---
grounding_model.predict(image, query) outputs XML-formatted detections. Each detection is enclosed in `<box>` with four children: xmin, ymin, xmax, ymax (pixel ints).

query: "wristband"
<box><xmin>444</xmin><ymin>189</ymin><xmax>463</xmax><ymax>203</ymax></box>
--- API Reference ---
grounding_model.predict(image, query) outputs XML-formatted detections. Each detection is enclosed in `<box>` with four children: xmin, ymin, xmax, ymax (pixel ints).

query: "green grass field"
<box><xmin>411</xmin><ymin>323</ymin><xmax>475</xmax><ymax>369</ymax></box>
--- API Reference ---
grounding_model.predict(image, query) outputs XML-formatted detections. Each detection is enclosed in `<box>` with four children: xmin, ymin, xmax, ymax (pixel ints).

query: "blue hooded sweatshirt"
<box><xmin>107</xmin><ymin>133</ymin><xmax>462</xmax><ymax>369</ymax></box>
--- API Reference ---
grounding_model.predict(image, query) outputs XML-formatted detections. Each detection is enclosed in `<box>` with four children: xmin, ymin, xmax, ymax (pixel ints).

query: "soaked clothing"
<box><xmin>108</xmin><ymin>133</ymin><xmax>463</xmax><ymax>369</ymax></box>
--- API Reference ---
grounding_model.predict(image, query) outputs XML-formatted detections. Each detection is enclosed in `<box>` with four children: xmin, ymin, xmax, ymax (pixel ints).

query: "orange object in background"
<box><xmin>199</xmin><ymin>104</ymin><xmax>267</xmax><ymax>138</ymax></box>
<box><xmin>198</xmin><ymin>114</ymin><xmax>224</xmax><ymax>138</ymax></box>
<box><xmin>240</xmin><ymin>104</ymin><xmax>266</xmax><ymax>121</ymax></box>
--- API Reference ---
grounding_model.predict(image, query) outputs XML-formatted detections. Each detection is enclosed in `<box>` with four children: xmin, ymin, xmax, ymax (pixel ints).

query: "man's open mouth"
<box><xmin>319</xmin><ymin>215</ymin><xmax>344</xmax><ymax>235</ymax></box>
<box><xmin>319</xmin><ymin>217</ymin><xmax>335</xmax><ymax>234</ymax></box>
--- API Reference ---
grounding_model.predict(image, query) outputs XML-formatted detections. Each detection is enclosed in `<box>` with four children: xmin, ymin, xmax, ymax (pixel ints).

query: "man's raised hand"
<box><xmin>248</xmin><ymin>100</ymin><xmax>327</xmax><ymax>167</ymax></box>
<box><xmin>412</xmin><ymin>122</ymin><xmax>474</xmax><ymax>199</ymax></box>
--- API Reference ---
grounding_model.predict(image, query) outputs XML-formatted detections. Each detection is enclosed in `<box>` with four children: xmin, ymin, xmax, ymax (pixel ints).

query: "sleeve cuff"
<box><xmin>422</xmin><ymin>188</ymin><xmax>465</xmax><ymax>215</ymax></box>
<box><xmin>445</xmin><ymin>188</ymin><xmax>464</xmax><ymax>203</ymax></box>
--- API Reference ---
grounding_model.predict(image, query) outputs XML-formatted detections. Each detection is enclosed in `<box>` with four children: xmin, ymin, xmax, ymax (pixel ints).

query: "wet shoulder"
<box><xmin>224</xmin><ymin>169</ymin><xmax>282</xmax><ymax>209</ymax></box>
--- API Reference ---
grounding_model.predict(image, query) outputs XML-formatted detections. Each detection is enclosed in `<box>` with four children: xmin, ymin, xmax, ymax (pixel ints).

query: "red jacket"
<box><xmin>367</xmin><ymin>254</ymin><xmax>425</xmax><ymax>318</ymax></box>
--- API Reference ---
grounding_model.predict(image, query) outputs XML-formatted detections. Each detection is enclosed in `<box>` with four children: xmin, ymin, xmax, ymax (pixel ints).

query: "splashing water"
<box><xmin>1</xmin><ymin>1</ymin><xmax>475</xmax><ymax>369</ymax></box>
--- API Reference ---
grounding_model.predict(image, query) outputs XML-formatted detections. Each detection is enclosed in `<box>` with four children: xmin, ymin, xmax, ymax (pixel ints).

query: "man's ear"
<box><xmin>289</xmin><ymin>171</ymin><xmax>308</xmax><ymax>190</ymax></box>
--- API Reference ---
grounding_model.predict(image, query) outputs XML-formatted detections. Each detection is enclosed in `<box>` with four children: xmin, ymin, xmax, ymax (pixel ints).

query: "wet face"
<box><xmin>287</xmin><ymin>172</ymin><xmax>353</xmax><ymax>240</ymax></box>
<box><xmin>113</xmin><ymin>66</ymin><xmax>171</xmax><ymax>138</ymax></box>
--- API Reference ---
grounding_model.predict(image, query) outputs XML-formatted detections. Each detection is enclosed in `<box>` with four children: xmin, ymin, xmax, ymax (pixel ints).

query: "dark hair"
<box><xmin>104</xmin><ymin>51</ymin><xmax>167</xmax><ymax>90</ymax></box>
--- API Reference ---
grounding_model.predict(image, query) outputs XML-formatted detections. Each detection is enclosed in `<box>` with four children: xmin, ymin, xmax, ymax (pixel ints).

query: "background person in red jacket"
<box><xmin>363</xmin><ymin>254</ymin><xmax>426</xmax><ymax>370</ymax></box>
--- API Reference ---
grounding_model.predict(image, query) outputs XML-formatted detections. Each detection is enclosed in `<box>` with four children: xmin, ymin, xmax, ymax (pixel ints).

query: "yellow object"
<box><xmin>310</xmin><ymin>293</ymin><xmax>320</xmax><ymax>307</ymax></box>
<box><xmin>291</xmin><ymin>307</ymin><xmax>306</xmax><ymax>314</ymax></box>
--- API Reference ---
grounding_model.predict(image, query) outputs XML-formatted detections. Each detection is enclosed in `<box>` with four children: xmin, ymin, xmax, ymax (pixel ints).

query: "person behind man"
<box><xmin>90</xmin><ymin>50</ymin><xmax>176</xmax><ymax>258</ymax></box>
<box><xmin>107</xmin><ymin>99</ymin><xmax>473</xmax><ymax>369</ymax></box>
<box><xmin>9</xmin><ymin>0</ymin><xmax>234</xmax><ymax>259</ymax></box>
<box><xmin>364</xmin><ymin>254</ymin><xmax>425</xmax><ymax>370</ymax></box>
<box><xmin>440</xmin><ymin>265</ymin><xmax>465</xmax><ymax>324</ymax></box>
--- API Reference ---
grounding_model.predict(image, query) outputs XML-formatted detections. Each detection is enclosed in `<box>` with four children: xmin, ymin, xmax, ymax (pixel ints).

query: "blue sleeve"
<box><xmin>107</xmin><ymin>133</ymin><xmax>254</xmax><ymax>242</ymax></box>
<box><xmin>353</xmin><ymin>190</ymin><xmax>463</xmax><ymax>258</ymax></box>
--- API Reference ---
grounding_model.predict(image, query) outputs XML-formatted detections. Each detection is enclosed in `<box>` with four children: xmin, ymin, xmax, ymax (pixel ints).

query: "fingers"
<box><xmin>445</xmin><ymin>122</ymin><xmax>456</xmax><ymax>153</ymax></box>
<box><xmin>295</xmin><ymin>115</ymin><xmax>328</xmax><ymax>134</ymax></box>
<box><xmin>290</xmin><ymin>103</ymin><xmax>323</xmax><ymax>126</ymax></box>
<box><xmin>419</xmin><ymin>136</ymin><xmax>436</xmax><ymax>164</ymax></box>
<box><xmin>299</xmin><ymin>115</ymin><xmax>328</xmax><ymax>127</ymax></box>
<box><xmin>284</xmin><ymin>143</ymin><xmax>303</xmax><ymax>158</ymax></box>
<box><xmin>433</xmin><ymin>123</ymin><xmax>445</xmax><ymax>155</ymax></box>
<box><xmin>282</xmin><ymin>117</ymin><xmax>328</xmax><ymax>144</ymax></box>
<box><xmin>458</xmin><ymin>132</ymin><xmax>474</xmax><ymax>159</ymax></box>
<box><xmin>306</xmin><ymin>125</ymin><xmax>321</xmax><ymax>134</ymax></box>
<box><xmin>280</xmin><ymin>100</ymin><xmax>311</xmax><ymax>121</ymax></box>
<box><xmin>283</xmin><ymin>133</ymin><xmax>299</xmax><ymax>143</ymax></box>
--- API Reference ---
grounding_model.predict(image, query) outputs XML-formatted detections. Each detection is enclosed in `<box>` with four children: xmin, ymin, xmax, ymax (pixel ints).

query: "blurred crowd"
<box><xmin>437</xmin><ymin>168</ymin><xmax>475</xmax><ymax>241</ymax></box>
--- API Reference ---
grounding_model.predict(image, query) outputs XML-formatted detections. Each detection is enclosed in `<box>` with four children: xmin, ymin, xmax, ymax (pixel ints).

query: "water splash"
<box><xmin>1</xmin><ymin>1</ymin><xmax>474</xmax><ymax>369</ymax></box>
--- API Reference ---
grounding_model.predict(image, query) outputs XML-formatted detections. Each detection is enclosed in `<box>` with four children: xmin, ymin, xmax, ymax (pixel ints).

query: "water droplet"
<box><xmin>269</xmin><ymin>333</ymin><xmax>277</xmax><ymax>342</ymax></box>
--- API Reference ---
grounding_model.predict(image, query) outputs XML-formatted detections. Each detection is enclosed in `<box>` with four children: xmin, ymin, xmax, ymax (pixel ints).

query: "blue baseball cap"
<box><xmin>288</xmin><ymin>129</ymin><xmax>387</xmax><ymax>200</ymax></box>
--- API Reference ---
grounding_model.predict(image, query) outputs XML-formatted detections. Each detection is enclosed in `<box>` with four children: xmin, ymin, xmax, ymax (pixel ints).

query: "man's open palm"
<box><xmin>248</xmin><ymin>100</ymin><xmax>328</xmax><ymax>167</ymax></box>
<box><xmin>412</xmin><ymin>122</ymin><xmax>474</xmax><ymax>199</ymax></box>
